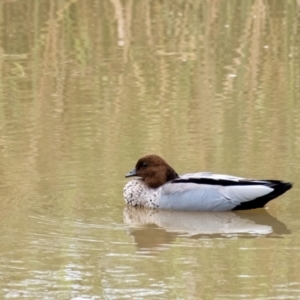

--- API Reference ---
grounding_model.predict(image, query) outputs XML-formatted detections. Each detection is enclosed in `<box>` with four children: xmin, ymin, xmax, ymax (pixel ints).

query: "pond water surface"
<box><xmin>1</xmin><ymin>1</ymin><xmax>300</xmax><ymax>299</ymax></box>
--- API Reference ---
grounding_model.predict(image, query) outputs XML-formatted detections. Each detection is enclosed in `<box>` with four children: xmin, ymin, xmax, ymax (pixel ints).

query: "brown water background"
<box><xmin>0</xmin><ymin>1</ymin><xmax>300</xmax><ymax>299</ymax></box>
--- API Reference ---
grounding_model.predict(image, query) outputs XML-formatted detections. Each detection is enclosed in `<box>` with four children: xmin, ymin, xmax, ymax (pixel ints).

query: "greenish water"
<box><xmin>0</xmin><ymin>1</ymin><xmax>300</xmax><ymax>299</ymax></box>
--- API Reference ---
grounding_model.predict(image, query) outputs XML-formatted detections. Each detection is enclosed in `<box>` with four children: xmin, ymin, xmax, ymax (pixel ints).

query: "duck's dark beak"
<box><xmin>125</xmin><ymin>168</ymin><xmax>137</xmax><ymax>178</ymax></box>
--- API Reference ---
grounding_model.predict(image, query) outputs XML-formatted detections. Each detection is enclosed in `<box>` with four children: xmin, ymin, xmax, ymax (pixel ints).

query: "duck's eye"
<box><xmin>142</xmin><ymin>162</ymin><xmax>147</xmax><ymax>168</ymax></box>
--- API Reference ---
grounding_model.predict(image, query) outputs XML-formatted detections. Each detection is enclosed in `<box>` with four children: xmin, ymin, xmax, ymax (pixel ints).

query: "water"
<box><xmin>0</xmin><ymin>1</ymin><xmax>300</xmax><ymax>299</ymax></box>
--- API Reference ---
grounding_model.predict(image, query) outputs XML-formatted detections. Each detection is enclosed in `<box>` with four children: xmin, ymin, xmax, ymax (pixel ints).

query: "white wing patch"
<box><xmin>223</xmin><ymin>185</ymin><xmax>274</xmax><ymax>204</ymax></box>
<box><xmin>180</xmin><ymin>172</ymin><xmax>246</xmax><ymax>181</ymax></box>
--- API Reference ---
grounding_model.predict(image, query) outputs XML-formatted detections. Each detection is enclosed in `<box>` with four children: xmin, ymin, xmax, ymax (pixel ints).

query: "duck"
<box><xmin>123</xmin><ymin>155</ymin><xmax>292</xmax><ymax>211</ymax></box>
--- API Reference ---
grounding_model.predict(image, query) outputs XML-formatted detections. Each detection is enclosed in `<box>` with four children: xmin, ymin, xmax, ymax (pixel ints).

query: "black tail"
<box><xmin>233</xmin><ymin>181</ymin><xmax>293</xmax><ymax>211</ymax></box>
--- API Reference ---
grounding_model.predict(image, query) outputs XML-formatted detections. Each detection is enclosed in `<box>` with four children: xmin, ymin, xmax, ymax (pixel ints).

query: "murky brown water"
<box><xmin>0</xmin><ymin>1</ymin><xmax>300</xmax><ymax>299</ymax></box>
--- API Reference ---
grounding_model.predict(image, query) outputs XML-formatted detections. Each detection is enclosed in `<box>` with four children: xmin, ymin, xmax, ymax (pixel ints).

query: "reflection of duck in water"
<box><xmin>124</xmin><ymin>206</ymin><xmax>290</xmax><ymax>249</ymax></box>
<box><xmin>124</xmin><ymin>155</ymin><xmax>292</xmax><ymax>211</ymax></box>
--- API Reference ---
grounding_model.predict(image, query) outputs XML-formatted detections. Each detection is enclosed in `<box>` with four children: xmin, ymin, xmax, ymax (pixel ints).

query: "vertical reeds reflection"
<box><xmin>0</xmin><ymin>2</ymin><xmax>299</xmax><ymax>298</ymax></box>
<box><xmin>0</xmin><ymin>0</ymin><xmax>299</xmax><ymax>203</ymax></box>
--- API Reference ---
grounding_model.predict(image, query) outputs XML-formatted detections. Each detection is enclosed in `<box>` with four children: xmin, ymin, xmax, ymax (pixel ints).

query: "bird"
<box><xmin>123</xmin><ymin>155</ymin><xmax>292</xmax><ymax>211</ymax></box>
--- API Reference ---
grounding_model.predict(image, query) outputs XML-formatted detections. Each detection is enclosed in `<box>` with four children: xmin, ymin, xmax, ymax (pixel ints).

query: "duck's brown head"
<box><xmin>125</xmin><ymin>155</ymin><xmax>179</xmax><ymax>188</ymax></box>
